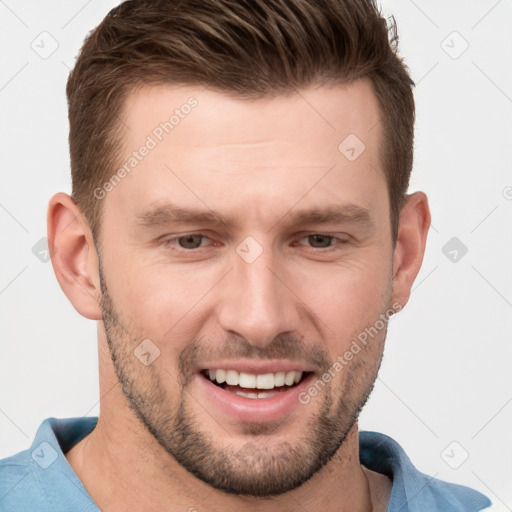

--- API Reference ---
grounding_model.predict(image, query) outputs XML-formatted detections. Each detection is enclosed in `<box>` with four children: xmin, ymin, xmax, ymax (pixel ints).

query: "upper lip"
<box><xmin>198</xmin><ymin>359</ymin><xmax>315</xmax><ymax>375</ymax></box>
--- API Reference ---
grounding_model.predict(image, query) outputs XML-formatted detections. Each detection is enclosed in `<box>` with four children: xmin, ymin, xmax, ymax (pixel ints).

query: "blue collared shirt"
<box><xmin>0</xmin><ymin>417</ymin><xmax>491</xmax><ymax>511</ymax></box>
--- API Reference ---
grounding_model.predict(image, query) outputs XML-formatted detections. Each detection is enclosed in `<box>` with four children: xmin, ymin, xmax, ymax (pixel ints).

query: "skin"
<box><xmin>48</xmin><ymin>80</ymin><xmax>430</xmax><ymax>512</ymax></box>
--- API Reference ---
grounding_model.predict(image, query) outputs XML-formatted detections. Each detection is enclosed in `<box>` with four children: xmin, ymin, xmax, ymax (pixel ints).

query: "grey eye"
<box><xmin>306</xmin><ymin>235</ymin><xmax>334</xmax><ymax>248</ymax></box>
<box><xmin>177</xmin><ymin>235</ymin><xmax>204</xmax><ymax>249</ymax></box>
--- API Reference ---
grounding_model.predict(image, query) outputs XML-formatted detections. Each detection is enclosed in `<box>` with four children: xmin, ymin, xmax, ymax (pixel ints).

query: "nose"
<box><xmin>217</xmin><ymin>244</ymin><xmax>301</xmax><ymax>349</ymax></box>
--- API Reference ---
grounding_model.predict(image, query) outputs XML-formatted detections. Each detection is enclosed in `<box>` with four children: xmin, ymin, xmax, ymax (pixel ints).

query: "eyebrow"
<box><xmin>135</xmin><ymin>201</ymin><xmax>372</xmax><ymax>230</ymax></box>
<box><xmin>284</xmin><ymin>204</ymin><xmax>371</xmax><ymax>228</ymax></box>
<box><xmin>136</xmin><ymin>202</ymin><xmax>228</xmax><ymax>227</ymax></box>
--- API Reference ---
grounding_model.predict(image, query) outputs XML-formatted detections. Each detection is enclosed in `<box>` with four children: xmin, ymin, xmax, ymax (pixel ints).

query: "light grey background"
<box><xmin>1</xmin><ymin>0</ymin><xmax>511</xmax><ymax>510</ymax></box>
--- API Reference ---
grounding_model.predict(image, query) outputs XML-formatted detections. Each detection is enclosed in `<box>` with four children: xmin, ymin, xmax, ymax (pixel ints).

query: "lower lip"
<box><xmin>195</xmin><ymin>373</ymin><xmax>314</xmax><ymax>423</ymax></box>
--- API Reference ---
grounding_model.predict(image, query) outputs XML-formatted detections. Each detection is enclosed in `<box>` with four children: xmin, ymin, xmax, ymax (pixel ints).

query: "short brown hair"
<box><xmin>67</xmin><ymin>0</ymin><xmax>414</xmax><ymax>242</ymax></box>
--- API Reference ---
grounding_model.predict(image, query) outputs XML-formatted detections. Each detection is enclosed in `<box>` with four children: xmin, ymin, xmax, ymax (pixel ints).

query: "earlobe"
<box><xmin>47</xmin><ymin>193</ymin><xmax>102</xmax><ymax>320</ymax></box>
<box><xmin>391</xmin><ymin>192</ymin><xmax>431</xmax><ymax>309</ymax></box>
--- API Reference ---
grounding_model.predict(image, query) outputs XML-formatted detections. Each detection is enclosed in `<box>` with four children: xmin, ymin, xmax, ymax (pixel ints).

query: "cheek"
<box><xmin>108</xmin><ymin>261</ymin><xmax>215</xmax><ymax>350</ymax></box>
<box><xmin>292</xmin><ymin>254</ymin><xmax>393</xmax><ymax>347</ymax></box>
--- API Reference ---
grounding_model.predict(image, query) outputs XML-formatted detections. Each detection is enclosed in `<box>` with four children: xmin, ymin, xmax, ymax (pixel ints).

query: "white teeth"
<box><xmin>233</xmin><ymin>390</ymin><xmax>282</xmax><ymax>399</ymax></box>
<box><xmin>284</xmin><ymin>371</ymin><xmax>296</xmax><ymax>386</ymax></box>
<box><xmin>225</xmin><ymin>369</ymin><xmax>239</xmax><ymax>386</ymax></box>
<box><xmin>207</xmin><ymin>369</ymin><xmax>303</xmax><ymax>389</ymax></box>
<box><xmin>257</xmin><ymin>390</ymin><xmax>280</xmax><ymax>399</ymax></box>
<box><xmin>233</xmin><ymin>390</ymin><xmax>259</xmax><ymax>399</ymax></box>
<box><xmin>239</xmin><ymin>372</ymin><xmax>256</xmax><ymax>388</ymax></box>
<box><xmin>256</xmin><ymin>373</ymin><xmax>275</xmax><ymax>389</ymax></box>
<box><xmin>274</xmin><ymin>371</ymin><xmax>285</xmax><ymax>387</ymax></box>
<box><xmin>215</xmin><ymin>369</ymin><xmax>226</xmax><ymax>384</ymax></box>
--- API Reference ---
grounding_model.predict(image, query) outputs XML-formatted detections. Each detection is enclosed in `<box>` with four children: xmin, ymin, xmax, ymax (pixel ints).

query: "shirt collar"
<box><xmin>359</xmin><ymin>431</ymin><xmax>491</xmax><ymax>512</ymax></box>
<box><xmin>31</xmin><ymin>417</ymin><xmax>99</xmax><ymax>511</ymax></box>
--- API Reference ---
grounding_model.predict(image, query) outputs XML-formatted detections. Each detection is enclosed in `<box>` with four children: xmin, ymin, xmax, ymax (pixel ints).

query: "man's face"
<box><xmin>97</xmin><ymin>81</ymin><xmax>397</xmax><ymax>496</ymax></box>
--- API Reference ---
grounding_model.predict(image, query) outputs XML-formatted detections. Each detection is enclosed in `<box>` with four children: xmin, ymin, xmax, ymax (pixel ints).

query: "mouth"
<box><xmin>195</xmin><ymin>365</ymin><xmax>314</xmax><ymax>423</ymax></box>
<box><xmin>202</xmin><ymin>369</ymin><xmax>309</xmax><ymax>399</ymax></box>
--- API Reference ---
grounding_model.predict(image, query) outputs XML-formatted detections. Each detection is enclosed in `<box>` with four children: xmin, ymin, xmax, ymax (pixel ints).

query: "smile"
<box><xmin>203</xmin><ymin>369</ymin><xmax>305</xmax><ymax>399</ymax></box>
<box><xmin>196</xmin><ymin>366</ymin><xmax>313</xmax><ymax>423</ymax></box>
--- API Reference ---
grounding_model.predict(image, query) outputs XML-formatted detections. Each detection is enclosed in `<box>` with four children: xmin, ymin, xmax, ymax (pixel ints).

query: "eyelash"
<box><xmin>162</xmin><ymin>233</ymin><xmax>347</xmax><ymax>254</ymax></box>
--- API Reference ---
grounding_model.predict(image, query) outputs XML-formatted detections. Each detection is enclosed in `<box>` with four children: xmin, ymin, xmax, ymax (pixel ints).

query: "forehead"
<box><xmin>104</xmin><ymin>81</ymin><xmax>386</xmax><ymax>229</ymax></box>
<box><xmin>120</xmin><ymin>80</ymin><xmax>381</xmax><ymax>154</ymax></box>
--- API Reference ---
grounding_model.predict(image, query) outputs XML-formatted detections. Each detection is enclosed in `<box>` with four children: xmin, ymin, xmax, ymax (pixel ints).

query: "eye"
<box><xmin>295</xmin><ymin>233</ymin><xmax>346</xmax><ymax>252</ymax></box>
<box><xmin>301</xmin><ymin>234</ymin><xmax>336</xmax><ymax>249</ymax></box>
<box><xmin>163</xmin><ymin>234</ymin><xmax>213</xmax><ymax>251</ymax></box>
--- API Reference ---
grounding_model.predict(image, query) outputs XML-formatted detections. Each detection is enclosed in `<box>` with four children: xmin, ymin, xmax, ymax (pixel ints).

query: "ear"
<box><xmin>391</xmin><ymin>192</ymin><xmax>431</xmax><ymax>309</ymax></box>
<box><xmin>47</xmin><ymin>193</ymin><xmax>102</xmax><ymax>320</ymax></box>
